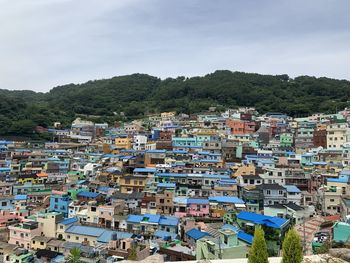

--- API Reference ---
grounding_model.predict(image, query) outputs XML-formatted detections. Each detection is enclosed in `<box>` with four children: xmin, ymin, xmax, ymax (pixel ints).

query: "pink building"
<box><xmin>8</xmin><ymin>221</ymin><xmax>41</xmax><ymax>249</ymax></box>
<box><xmin>0</xmin><ymin>210</ymin><xmax>28</xmax><ymax>227</ymax></box>
<box><xmin>186</xmin><ymin>199</ymin><xmax>209</xmax><ymax>217</ymax></box>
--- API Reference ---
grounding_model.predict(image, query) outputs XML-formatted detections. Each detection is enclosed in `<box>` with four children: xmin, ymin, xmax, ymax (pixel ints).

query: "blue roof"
<box><xmin>134</xmin><ymin>168</ymin><xmax>157</xmax><ymax>173</ymax></box>
<box><xmin>98</xmin><ymin>186</ymin><xmax>111</xmax><ymax>192</ymax></box>
<box><xmin>157</xmin><ymin>183</ymin><xmax>176</xmax><ymax>188</ymax></box>
<box><xmin>173</xmin><ymin>197</ymin><xmax>188</xmax><ymax>204</ymax></box>
<box><xmin>14</xmin><ymin>195</ymin><xmax>27</xmax><ymax>201</ymax></box>
<box><xmin>221</xmin><ymin>224</ymin><xmax>239</xmax><ymax>233</ymax></box>
<box><xmin>217</xmin><ymin>179</ymin><xmax>237</xmax><ymax>185</ymax></box>
<box><xmin>208</xmin><ymin>196</ymin><xmax>245</xmax><ymax>204</ymax></box>
<box><xmin>59</xmin><ymin>217</ymin><xmax>78</xmax><ymax>225</ymax></box>
<box><xmin>127</xmin><ymin>214</ymin><xmax>178</xmax><ymax>226</ymax></box>
<box><xmin>97</xmin><ymin>230</ymin><xmax>133</xmax><ymax>243</ymax></box>
<box><xmin>154</xmin><ymin>230</ymin><xmax>178</xmax><ymax>240</ymax></box>
<box><xmin>221</xmin><ymin>224</ymin><xmax>253</xmax><ymax>245</ymax></box>
<box><xmin>65</xmin><ymin>225</ymin><xmax>132</xmax><ymax>242</ymax></box>
<box><xmin>186</xmin><ymin>228</ymin><xmax>211</xmax><ymax>240</ymax></box>
<box><xmin>198</xmin><ymin>151</ymin><xmax>210</xmax><ymax>155</ymax></box>
<box><xmin>48</xmin><ymin>157</ymin><xmax>60</xmax><ymax>161</ymax></box>
<box><xmin>65</xmin><ymin>225</ymin><xmax>105</xmax><ymax>237</ymax></box>
<box><xmin>284</xmin><ymin>185</ymin><xmax>301</xmax><ymax>193</ymax></box>
<box><xmin>156</xmin><ymin>173</ymin><xmax>188</xmax><ymax>178</ymax></box>
<box><xmin>237</xmin><ymin>211</ymin><xmax>288</xmax><ymax>229</ymax></box>
<box><xmin>157</xmin><ymin>172</ymin><xmax>231</xmax><ymax>180</ymax></box>
<box><xmin>127</xmin><ymin>214</ymin><xmax>161</xmax><ymax>224</ymax></box>
<box><xmin>0</xmin><ymin>140</ymin><xmax>14</xmax><ymax>145</ymax></box>
<box><xmin>312</xmin><ymin>161</ymin><xmax>327</xmax><ymax>165</ymax></box>
<box><xmin>77</xmin><ymin>191</ymin><xmax>101</xmax><ymax>198</ymax></box>
<box><xmin>146</xmin><ymin>150</ymin><xmax>166</xmax><ymax>154</ymax></box>
<box><xmin>237</xmin><ymin>231</ymin><xmax>253</xmax><ymax>245</ymax></box>
<box><xmin>259</xmin><ymin>159</ymin><xmax>274</xmax><ymax>164</ymax></box>
<box><xmin>127</xmin><ymin>215</ymin><xmax>143</xmax><ymax>223</ymax></box>
<box><xmin>159</xmin><ymin>216</ymin><xmax>179</xmax><ymax>226</ymax></box>
<box><xmin>187</xmin><ymin>198</ymin><xmax>209</xmax><ymax>205</ymax></box>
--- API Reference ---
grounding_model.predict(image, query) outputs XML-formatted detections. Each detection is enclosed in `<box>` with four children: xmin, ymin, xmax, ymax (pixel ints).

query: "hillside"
<box><xmin>1</xmin><ymin>70</ymin><xmax>350</xmax><ymax>136</ymax></box>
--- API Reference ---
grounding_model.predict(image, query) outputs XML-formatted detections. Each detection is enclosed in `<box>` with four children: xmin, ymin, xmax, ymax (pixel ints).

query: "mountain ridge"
<box><xmin>1</xmin><ymin>70</ymin><xmax>349</xmax><ymax>136</ymax></box>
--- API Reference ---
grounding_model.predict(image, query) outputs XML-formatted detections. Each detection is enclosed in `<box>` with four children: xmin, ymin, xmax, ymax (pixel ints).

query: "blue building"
<box><xmin>126</xmin><ymin>214</ymin><xmax>179</xmax><ymax>234</ymax></box>
<box><xmin>49</xmin><ymin>192</ymin><xmax>71</xmax><ymax>217</ymax></box>
<box><xmin>0</xmin><ymin>196</ymin><xmax>14</xmax><ymax>210</ymax></box>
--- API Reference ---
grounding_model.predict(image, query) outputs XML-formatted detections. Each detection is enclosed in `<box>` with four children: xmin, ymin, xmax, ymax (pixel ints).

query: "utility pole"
<box><xmin>218</xmin><ymin>236</ymin><xmax>222</xmax><ymax>259</ymax></box>
<box><xmin>303</xmin><ymin>216</ymin><xmax>306</xmax><ymax>255</ymax></box>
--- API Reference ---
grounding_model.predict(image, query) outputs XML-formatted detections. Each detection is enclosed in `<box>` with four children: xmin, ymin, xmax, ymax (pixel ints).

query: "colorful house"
<box><xmin>8</xmin><ymin>221</ymin><xmax>41</xmax><ymax>249</ymax></box>
<box><xmin>186</xmin><ymin>198</ymin><xmax>210</xmax><ymax>217</ymax></box>
<box><xmin>49</xmin><ymin>191</ymin><xmax>71</xmax><ymax>217</ymax></box>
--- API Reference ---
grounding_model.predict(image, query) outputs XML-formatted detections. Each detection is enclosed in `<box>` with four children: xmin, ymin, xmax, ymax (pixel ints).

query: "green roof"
<box><xmin>333</xmin><ymin>222</ymin><xmax>350</xmax><ymax>243</ymax></box>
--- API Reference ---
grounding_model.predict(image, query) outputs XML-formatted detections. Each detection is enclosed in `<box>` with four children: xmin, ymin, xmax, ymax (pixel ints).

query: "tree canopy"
<box><xmin>282</xmin><ymin>228</ymin><xmax>303</xmax><ymax>263</ymax></box>
<box><xmin>248</xmin><ymin>226</ymin><xmax>269</xmax><ymax>263</ymax></box>
<box><xmin>1</xmin><ymin>71</ymin><xmax>350</xmax><ymax>135</ymax></box>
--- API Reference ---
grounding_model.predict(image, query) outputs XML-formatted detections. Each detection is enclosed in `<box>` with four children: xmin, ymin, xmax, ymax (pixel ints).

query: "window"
<box><xmin>67</xmin><ymin>235</ymin><xmax>70</xmax><ymax>239</ymax></box>
<box><xmin>76</xmin><ymin>236</ymin><xmax>79</xmax><ymax>241</ymax></box>
<box><xmin>266</xmin><ymin>190</ymin><xmax>271</xmax><ymax>195</ymax></box>
<box><xmin>224</xmin><ymin>235</ymin><xmax>228</xmax><ymax>244</ymax></box>
<box><xmin>1</xmin><ymin>201</ymin><xmax>7</xmax><ymax>206</ymax></box>
<box><xmin>279</xmin><ymin>190</ymin><xmax>284</xmax><ymax>195</ymax></box>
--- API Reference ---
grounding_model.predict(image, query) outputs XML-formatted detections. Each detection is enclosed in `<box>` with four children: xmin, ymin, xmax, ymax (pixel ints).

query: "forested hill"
<box><xmin>1</xmin><ymin>70</ymin><xmax>350</xmax><ymax>136</ymax></box>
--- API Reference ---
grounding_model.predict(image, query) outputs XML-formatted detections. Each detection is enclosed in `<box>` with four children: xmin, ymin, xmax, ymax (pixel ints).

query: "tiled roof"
<box><xmin>208</xmin><ymin>196</ymin><xmax>245</xmax><ymax>204</ymax></box>
<box><xmin>59</xmin><ymin>217</ymin><xmax>78</xmax><ymax>225</ymax></box>
<box><xmin>186</xmin><ymin>228</ymin><xmax>211</xmax><ymax>240</ymax></box>
<box><xmin>237</xmin><ymin>211</ymin><xmax>288</xmax><ymax>229</ymax></box>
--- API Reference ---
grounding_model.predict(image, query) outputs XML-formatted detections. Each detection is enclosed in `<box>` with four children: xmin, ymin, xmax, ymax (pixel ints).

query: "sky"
<box><xmin>1</xmin><ymin>0</ymin><xmax>350</xmax><ymax>91</ymax></box>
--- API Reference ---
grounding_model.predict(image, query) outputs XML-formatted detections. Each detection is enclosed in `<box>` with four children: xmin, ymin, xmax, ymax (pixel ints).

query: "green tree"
<box><xmin>127</xmin><ymin>243</ymin><xmax>138</xmax><ymax>261</ymax></box>
<box><xmin>282</xmin><ymin>228</ymin><xmax>303</xmax><ymax>263</ymax></box>
<box><xmin>248</xmin><ymin>226</ymin><xmax>269</xmax><ymax>263</ymax></box>
<box><xmin>67</xmin><ymin>247</ymin><xmax>82</xmax><ymax>263</ymax></box>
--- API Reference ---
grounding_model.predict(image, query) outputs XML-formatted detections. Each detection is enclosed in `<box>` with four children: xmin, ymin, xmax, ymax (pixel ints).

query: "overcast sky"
<box><xmin>1</xmin><ymin>0</ymin><xmax>349</xmax><ymax>91</ymax></box>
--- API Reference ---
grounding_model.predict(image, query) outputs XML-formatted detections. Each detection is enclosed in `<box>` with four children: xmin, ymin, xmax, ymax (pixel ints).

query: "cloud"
<box><xmin>0</xmin><ymin>0</ymin><xmax>349</xmax><ymax>91</ymax></box>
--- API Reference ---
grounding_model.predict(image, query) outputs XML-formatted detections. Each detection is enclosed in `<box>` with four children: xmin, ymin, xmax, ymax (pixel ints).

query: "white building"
<box><xmin>326</xmin><ymin>123</ymin><xmax>349</xmax><ymax>149</ymax></box>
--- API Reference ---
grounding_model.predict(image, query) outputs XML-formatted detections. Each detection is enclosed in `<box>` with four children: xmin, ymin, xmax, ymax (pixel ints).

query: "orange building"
<box><xmin>226</xmin><ymin>119</ymin><xmax>256</xmax><ymax>134</ymax></box>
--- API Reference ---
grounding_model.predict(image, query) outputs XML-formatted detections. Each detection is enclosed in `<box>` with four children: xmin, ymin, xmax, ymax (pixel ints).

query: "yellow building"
<box><xmin>160</xmin><ymin>111</ymin><xmax>176</xmax><ymax>120</ymax></box>
<box><xmin>36</xmin><ymin>212</ymin><xmax>63</xmax><ymax>238</ymax></box>
<box><xmin>232</xmin><ymin>164</ymin><xmax>255</xmax><ymax>177</ymax></box>
<box><xmin>119</xmin><ymin>175</ymin><xmax>148</xmax><ymax>193</ymax></box>
<box><xmin>31</xmin><ymin>236</ymin><xmax>52</xmax><ymax>250</ymax></box>
<box><xmin>115</xmin><ymin>138</ymin><xmax>132</xmax><ymax>150</ymax></box>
